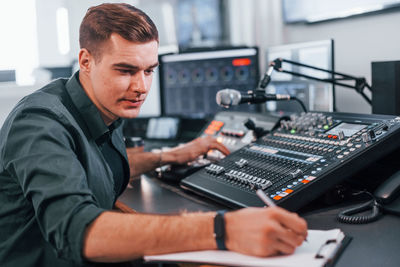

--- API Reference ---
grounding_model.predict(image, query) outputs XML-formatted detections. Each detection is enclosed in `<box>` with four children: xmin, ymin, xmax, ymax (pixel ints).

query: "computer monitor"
<box><xmin>158</xmin><ymin>47</ymin><xmax>260</xmax><ymax>118</ymax></box>
<box><xmin>0</xmin><ymin>70</ymin><xmax>16</xmax><ymax>83</ymax></box>
<box><xmin>265</xmin><ymin>39</ymin><xmax>335</xmax><ymax>113</ymax></box>
<box><xmin>43</xmin><ymin>66</ymin><xmax>73</xmax><ymax>79</ymax></box>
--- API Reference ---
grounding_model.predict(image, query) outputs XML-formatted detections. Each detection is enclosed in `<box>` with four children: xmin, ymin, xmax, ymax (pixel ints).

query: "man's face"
<box><xmin>84</xmin><ymin>34</ymin><xmax>158</xmax><ymax>124</ymax></box>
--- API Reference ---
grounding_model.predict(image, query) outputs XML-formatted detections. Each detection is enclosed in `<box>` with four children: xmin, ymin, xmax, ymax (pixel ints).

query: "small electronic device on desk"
<box><xmin>123</xmin><ymin>117</ymin><xmax>207</xmax><ymax>150</ymax></box>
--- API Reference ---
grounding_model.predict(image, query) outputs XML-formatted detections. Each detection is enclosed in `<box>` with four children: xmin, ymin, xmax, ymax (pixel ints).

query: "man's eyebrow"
<box><xmin>112</xmin><ymin>62</ymin><xmax>159</xmax><ymax>69</ymax></box>
<box><xmin>148</xmin><ymin>62</ymin><xmax>159</xmax><ymax>69</ymax></box>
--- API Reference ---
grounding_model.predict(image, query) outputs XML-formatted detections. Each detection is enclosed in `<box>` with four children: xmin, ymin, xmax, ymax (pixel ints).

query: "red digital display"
<box><xmin>232</xmin><ymin>58</ymin><xmax>251</xmax><ymax>66</ymax></box>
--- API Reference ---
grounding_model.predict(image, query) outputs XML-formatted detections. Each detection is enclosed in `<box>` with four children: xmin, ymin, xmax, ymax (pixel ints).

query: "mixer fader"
<box><xmin>181</xmin><ymin>112</ymin><xmax>400</xmax><ymax>211</ymax></box>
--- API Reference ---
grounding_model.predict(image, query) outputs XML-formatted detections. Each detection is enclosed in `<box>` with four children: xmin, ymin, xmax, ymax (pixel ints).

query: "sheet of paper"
<box><xmin>144</xmin><ymin>229</ymin><xmax>344</xmax><ymax>267</ymax></box>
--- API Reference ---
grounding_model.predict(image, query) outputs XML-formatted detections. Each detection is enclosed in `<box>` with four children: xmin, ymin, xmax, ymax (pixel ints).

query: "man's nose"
<box><xmin>130</xmin><ymin>71</ymin><xmax>147</xmax><ymax>94</ymax></box>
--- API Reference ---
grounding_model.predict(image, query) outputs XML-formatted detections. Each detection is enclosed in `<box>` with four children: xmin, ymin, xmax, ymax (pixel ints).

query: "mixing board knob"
<box><xmin>311</xmin><ymin>119</ymin><xmax>317</xmax><ymax>127</ymax></box>
<box><xmin>238</xmin><ymin>177</ymin><xmax>248</xmax><ymax>185</ymax></box>
<box><xmin>280</xmin><ymin>120</ymin><xmax>289</xmax><ymax>130</ymax></box>
<box><xmin>382</xmin><ymin>121</ymin><xmax>390</xmax><ymax>130</ymax></box>
<box><xmin>235</xmin><ymin>158</ymin><xmax>248</xmax><ymax>168</ymax></box>
<box><xmin>327</xmin><ymin>116</ymin><xmax>333</xmax><ymax>125</ymax></box>
<box><xmin>290</xmin><ymin>169</ymin><xmax>303</xmax><ymax>178</ymax></box>
<box><xmin>338</xmin><ymin>131</ymin><xmax>345</xmax><ymax>140</ymax></box>
<box><xmin>205</xmin><ymin>164</ymin><xmax>225</xmax><ymax>175</ymax></box>
<box><xmin>224</xmin><ymin>171</ymin><xmax>233</xmax><ymax>180</ymax></box>
<box><xmin>362</xmin><ymin>132</ymin><xmax>370</xmax><ymax>143</ymax></box>
<box><xmin>368</xmin><ymin>129</ymin><xmax>376</xmax><ymax>140</ymax></box>
<box><xmin>251</xmin><ymin>180</ymin><xmax>273</xmax><ymax>190</ymax></box>
<box><xmin>249</xmin><ymin>183</ymin><xmax>257</xmax><ymax>190</ymax></box>
<box><xmin>261</xmin><ymin>180</ymin><xmax>273</xmax><ymax>189</ymax></box>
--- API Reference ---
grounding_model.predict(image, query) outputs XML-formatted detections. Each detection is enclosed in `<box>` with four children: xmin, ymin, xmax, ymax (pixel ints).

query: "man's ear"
<box><xmin>78</xmin><ymin>48</ymin><xmax>93</xmax><ymax>73</ymax></box>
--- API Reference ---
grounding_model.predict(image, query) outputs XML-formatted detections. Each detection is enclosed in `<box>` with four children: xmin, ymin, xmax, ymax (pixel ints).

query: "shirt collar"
<box><xmin>65</xmin><ymin>71</ymin><xmax>123</xmax><ymax>140</ymax></box>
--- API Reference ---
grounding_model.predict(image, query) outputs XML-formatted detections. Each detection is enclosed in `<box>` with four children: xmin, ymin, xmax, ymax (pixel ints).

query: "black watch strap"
<box><xmin>214</xmin><ymin>210</ymin><xmax>227</xmax><ymax>250</ymax></box>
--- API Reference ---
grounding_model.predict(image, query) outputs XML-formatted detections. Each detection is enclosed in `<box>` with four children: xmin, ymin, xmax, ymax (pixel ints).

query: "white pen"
<box><xmin>256</xmin><ymin>189</ymin><xmax>276</xmax><ymax>207</ymax></box>
<box><xmin>256</xmin><ymin>189</ymin><xmax>308</xmax><ymax>242</ymax></box>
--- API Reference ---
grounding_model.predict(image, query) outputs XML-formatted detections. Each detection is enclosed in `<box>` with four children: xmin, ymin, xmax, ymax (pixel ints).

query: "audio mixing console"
<box><xmin>181</xmin><ymin>112</ymin><xmax>400</xmax><ymax>211</ymax></box>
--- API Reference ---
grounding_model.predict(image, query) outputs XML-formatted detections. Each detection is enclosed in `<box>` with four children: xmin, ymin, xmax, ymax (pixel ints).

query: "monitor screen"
<box><xmin>326</xmin><ymin>122</ymin><xmax>367</xmax><ymax>137</ymax></box>
<box><xmin>265</xmin><ymin>39</ymin><xmax>335</xmax><ymax>113</ymax></box>
<box><xmin>0</xmin><ymin>70</ymin><xmax>16</xmax><ymax>83</ymax></box>
<box><xmin>44</xmin><ymin>66</ymin><xmax>73</xmax><ymax>79</ymax></box>
<box><xmin>158</xmin><ymin>48</ymin><xmax>260</xmax><ymax>118</ymax></box>
<box><xmin>146</xmin><ymin>117</ymin><xmax>180</xmax><ymax>139</ymax></box>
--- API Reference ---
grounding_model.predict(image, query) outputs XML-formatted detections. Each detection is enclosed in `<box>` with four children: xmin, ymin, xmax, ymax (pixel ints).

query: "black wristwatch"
<box><xmin>214</xmin><ymin>210</ymin><xmax>227</xmax><ymax>250</ymax></box>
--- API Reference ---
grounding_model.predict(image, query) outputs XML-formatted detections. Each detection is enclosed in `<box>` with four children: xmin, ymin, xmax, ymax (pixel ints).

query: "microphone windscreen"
<box><xmin>216</xmin><ymin>89</ymin><xmax>241</xmax><ymax>108</ymax></box>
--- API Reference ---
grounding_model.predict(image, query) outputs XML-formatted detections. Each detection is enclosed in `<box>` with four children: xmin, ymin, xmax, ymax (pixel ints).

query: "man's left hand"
<box><xmin>163</xmin><ymin>136</ymin><xmax>230</xmax><ymax>165</ymax></box>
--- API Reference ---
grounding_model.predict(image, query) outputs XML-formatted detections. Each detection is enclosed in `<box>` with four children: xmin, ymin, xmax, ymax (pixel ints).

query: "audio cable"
<box><xmin>337</xmin><ymin>190</ymin><xmax>400</xmax><ymax>224</ymax></box>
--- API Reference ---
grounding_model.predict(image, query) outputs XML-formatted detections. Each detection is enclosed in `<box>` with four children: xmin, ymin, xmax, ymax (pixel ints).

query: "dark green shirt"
<box><xmin>0</xmin><ymin>72</ymin><xmax>129</xmax><ymax>266</ymax></box>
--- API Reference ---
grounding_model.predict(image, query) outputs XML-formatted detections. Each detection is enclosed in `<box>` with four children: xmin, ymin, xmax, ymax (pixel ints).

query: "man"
<box><xmin>0</xmin><ymin>3</ymin><xmax>307</xmax><ymax>266</ymax></box>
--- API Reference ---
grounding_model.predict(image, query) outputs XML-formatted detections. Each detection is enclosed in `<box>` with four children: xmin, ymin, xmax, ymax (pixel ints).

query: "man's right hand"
<box><xmin>224</xmin><ymin>207</ymin><xmax>308</xmax><ymax>257</ymax></box>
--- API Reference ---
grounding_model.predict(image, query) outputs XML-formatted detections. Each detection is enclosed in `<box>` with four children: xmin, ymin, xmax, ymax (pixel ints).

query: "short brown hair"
<box><xmin>79</xmin><ymin>3</ymin><xmax>159</xmax><ymax>61</ymax></box>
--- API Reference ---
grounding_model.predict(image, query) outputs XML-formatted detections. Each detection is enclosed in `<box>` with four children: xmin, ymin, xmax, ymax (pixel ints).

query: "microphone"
<box><xmin>258</xmin><ymin>65</ymin><xmax>275</xmax><ymax>89</ymax></box>
<box><xmin>216</xmin><ymin>89</ymin><xmax>292</xmax><ymax>108</ymax></box>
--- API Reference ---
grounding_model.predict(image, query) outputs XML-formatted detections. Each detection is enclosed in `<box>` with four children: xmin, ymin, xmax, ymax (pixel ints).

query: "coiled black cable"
<box><xmin>337</xmin><ymin>190</ymin><xmax>400</xmax><ymax>224</ymax></box>
<box><xmin>337</xmin><ymin>199</ymin><xmax>382</xmax><ymax>224</ymax></box>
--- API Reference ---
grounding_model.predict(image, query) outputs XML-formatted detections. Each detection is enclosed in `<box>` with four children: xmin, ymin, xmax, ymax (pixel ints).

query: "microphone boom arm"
<box><xmin>265</xmin><ymin>58</ymin><xmax>372</xmax><ymax>106</ymax></box>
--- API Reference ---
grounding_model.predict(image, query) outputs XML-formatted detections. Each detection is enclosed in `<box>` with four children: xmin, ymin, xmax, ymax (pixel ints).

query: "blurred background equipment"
<box><xmin>263</xmin><ymin>57</ymin><xmax>372</xmax><ymax>111</ymax></box>
<box><xmin>282</xmin><ymin>0</ymin><xmax>400</xmax><ymax>23</ymax></box>
<box><xmin>265</xmin><ymin>39</ymin><xmax>335</xmax><ymax>113</ymax></box>
<box><xmin>158</xmin><ymin>47</ymin><xmax>260</xmax><ymax>119</ymax></box>
<box><xmin>371</xmin><ymin>60</ymin><xmax>400</xmax><ymax>115</ymax></box>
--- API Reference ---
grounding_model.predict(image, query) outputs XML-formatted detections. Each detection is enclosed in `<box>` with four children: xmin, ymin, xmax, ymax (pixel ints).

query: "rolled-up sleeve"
<box><xmin>3</xmin><ymin>106</ymin><xmax>105</xmax><ymax>264</ymax></box>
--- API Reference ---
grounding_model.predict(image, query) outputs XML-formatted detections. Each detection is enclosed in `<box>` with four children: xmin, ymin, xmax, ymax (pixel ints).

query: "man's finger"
<box><xmin>273</xmin><ymin>208</ymin><xmax>308</xmax><ymax>238</ymax></box>
<box><xmin>209</xmin><ymin>141</ymin><xmax>230</xmax><ymax>155</ymax></box>
<box><xmin>273</xmin><ymin>225</ymin><xmax>305</xmax><ymax>248</ymax></box>
<box><xmin>272</xmin><ymin>238</ymin><xmax>297</xmax><ymax>255</ymax></box>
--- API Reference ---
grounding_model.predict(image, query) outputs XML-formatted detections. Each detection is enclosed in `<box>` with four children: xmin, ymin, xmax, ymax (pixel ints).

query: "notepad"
<box><xmin>144</xmin><ymin>229</ymin><xmax>350</xmax><ymax>267</ymax></box>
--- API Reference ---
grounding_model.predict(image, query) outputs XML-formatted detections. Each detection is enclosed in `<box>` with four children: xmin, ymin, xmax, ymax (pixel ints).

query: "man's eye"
<box><xmin>145</xmin><ymin>69</ymin><xmax>155</xmax><ymax>75</ymax></box>
<box><xmin>118</xmin><ymin>69</ymin><xmax>133</xmax><ymax>74</ymax></box>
